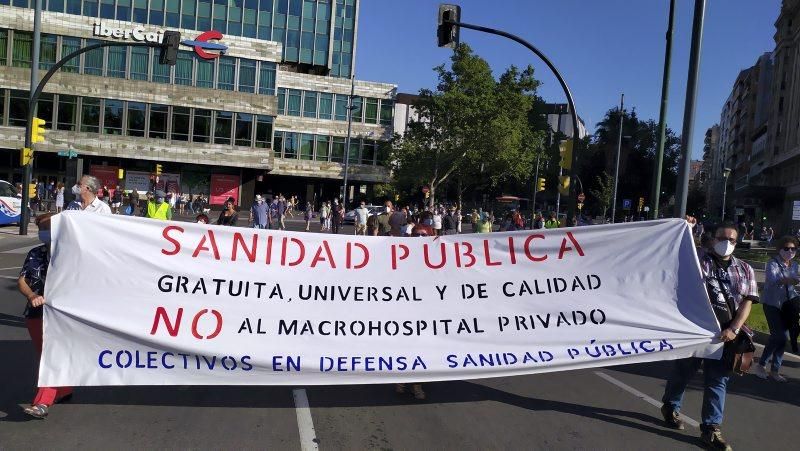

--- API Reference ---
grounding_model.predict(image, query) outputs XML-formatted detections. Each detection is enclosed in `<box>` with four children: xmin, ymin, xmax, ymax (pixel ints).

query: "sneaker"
<box><xmin>752</xmin><ymin>363</ymin><xmax>768</xmax><ymax>379</ymax></box>
<box><xmin>660</xmin><ymin>404</ymin><xmax>685</xmax><ymax>430</ymax></box>
<box><xmin>700</xmin><ymin>425</ymin><xmax>732</xmax><ymax>451</ymax></box>
<box><xmin>411</xmin><ymin>384</ymin><xmax>426</xmax><ymax>401</ymax></box>
<box><xmin>23</xmin><ymin>404</ymin><xmax>49</xmax><ymax>419</ymax></box>
<box><xmin>769</xmin><ymin>372</ymin><xmax>788</xmax><ymax>383</ymax></box>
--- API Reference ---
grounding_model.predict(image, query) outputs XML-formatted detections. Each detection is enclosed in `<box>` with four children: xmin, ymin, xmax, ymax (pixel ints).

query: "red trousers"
<box><xmin>26</xmin><ymin>318</ymin><xmax>73</xmax><ymax>406</ymax></box>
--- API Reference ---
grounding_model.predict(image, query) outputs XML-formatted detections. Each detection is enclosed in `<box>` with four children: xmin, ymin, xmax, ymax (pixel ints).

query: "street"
<box><xmin>0</xmin><ymin>223</ymin><xmax>798</xmax><ymax>450</ymax></box>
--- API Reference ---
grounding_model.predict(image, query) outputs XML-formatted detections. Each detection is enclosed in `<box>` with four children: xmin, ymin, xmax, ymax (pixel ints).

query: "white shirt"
<box><xmin>67</xmin><ymin>196</ymin><xmax>112</xmax><ymax>214</ymax></box>
<box><xmin>355</xmin><ymin>207</ymin><xmax>369</xmax><ymax>225</ymax></box>
<box><xmin>433</xmin><ymin>214</ymin><xmax>442</xmax><ymax>230</ymax></box>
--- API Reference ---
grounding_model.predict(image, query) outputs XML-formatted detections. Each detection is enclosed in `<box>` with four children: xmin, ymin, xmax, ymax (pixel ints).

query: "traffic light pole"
<box><xmin>19</xmin><ymin>41</ymin><xmax>161</xmax><ymax>235</ymax></box>
<box><xmin>444</xmin><ymin>19</ymin><xmax>582</xmax><ymax>224</ymax></box>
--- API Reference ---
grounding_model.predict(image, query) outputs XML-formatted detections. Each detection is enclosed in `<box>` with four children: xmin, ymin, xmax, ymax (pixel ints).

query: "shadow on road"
<box><xmin>0</xmin><ymin>313</ymin><xmax>26</xmax><ymax>329</ymax></box>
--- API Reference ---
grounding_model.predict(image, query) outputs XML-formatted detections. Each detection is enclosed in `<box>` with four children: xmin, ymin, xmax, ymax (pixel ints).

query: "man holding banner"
<box><xmin>660</xmin><ymin>222</ymin><xmax>757</xmax><ymax>451</ymax></box>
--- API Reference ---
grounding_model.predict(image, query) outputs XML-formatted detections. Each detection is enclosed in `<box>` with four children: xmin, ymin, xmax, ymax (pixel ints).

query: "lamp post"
<box><xmin>720</xmin><ymin>167</ymin><xmax>731</xmax><ymax>220</ymax></box>
<box><xmin>611</xmin><ymin>94</ymin><xmax>624</xmax><ymax>223</ymax></box>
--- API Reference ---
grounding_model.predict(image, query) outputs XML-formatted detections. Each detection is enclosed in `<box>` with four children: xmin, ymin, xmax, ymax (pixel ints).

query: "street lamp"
<box><xmin>720</xmin><ymin>167</ymin><xmax>731</xmax><ymax>220</ymax></box>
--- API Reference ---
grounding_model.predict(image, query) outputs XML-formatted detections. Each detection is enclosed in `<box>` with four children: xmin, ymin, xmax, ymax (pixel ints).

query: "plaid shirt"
<box><xmin>699</xmin><ymin>252</ymin><xmax>760</xmax><ymax>309</ymax></box>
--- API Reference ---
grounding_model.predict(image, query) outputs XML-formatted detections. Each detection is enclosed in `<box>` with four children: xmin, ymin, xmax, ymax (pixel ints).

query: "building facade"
<box><xmin>0</xmin><ymin>0</ymin><xmax>395</xmax><ymax>207</ymax></box>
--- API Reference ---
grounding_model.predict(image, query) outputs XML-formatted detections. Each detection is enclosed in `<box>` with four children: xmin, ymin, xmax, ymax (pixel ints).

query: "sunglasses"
<box><xmin>783</xmin><ymin>247</ymin><xmax>797</xmax><ymax>252</ymax></box>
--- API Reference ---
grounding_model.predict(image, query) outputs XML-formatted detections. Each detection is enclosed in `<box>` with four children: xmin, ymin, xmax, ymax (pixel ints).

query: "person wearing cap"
<box><xmin>146</xmin><ymin>190</ymin><xmax>172</xmax><ymax>220</ymax></box>
<box><xmin>250</xmin><ymin>194</ymin><xmax>269</xmax><ymax>229</ymax></box>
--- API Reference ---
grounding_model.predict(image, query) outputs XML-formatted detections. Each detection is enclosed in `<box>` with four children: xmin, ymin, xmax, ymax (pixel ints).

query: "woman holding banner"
<box><xmin>18</xmin><ymin>213</ymin><xmax>73</xmax><ymax>419</ymax></box>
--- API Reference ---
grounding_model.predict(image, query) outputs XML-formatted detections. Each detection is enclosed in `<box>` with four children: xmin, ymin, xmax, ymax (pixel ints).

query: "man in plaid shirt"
<box><xmin>660</xmin><ymin>222</ymin><xmax>758</xmax><ymax>451</ymax></box>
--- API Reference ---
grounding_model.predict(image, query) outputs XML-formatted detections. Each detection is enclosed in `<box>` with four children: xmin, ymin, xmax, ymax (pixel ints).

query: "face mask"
<box><xmin>38</xmin><ymin>230</ymin><xmax>51</xmax><ymax>244</ymax></box>
<box><xmin>156</xmin><ymin>197</ymin><xmax>164</xmax><ymax>204</ymax></box>
<box><xmin>713</xmin><ymin>239</ymin><xmax>735</xmax><ymax>257</ymax></box>
<box><xmin>257</xmin><ymin>199</ymin><xmax>263</xmax><ymax>204</ymax></box>
<box><xmin>385</xmin><ymin>207</ymin><xmax>391</xmax><ymax>213</ymax></box>
<box><xmin>197</xmin><ymin>220</ymin><xmax>207</xmax><ymax>224</ymax></box>
<box><xmin>780</xmin><ymin>249</ymin><xmax>796</xmax><ymax>261</ymax></box>
<box><xmin>72</xmin><ymin>185</ymin><xmax>81</xmax><ymax>195</ymax></box>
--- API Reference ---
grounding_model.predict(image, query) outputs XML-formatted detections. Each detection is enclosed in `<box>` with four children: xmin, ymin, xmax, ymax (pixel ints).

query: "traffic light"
<box><xmin>437</xmin><ymin>4</ymin><xmax>461</xmax><ymax>48</ymax></box>
<box><xmin>558</xmin><ymin>175</ymin><xmax>570</xmax><ymax>196</ymax></box>
<box><xmin>638</xmin><ymin>197</ymin><xmax>645</xmax><ymax>211</ymax></box>
<box><xmin>159</xmin><ymin>31</ymin><xmax>181</xmax><ymax>65</ymax></box>
<box><xmin>118</xmin><ymin>169</ymin><xmax>125</xmax><ymax>179</ymax></box>
<box><xmin>559</xmin><ymin>140</ymin><xmax>573</xmax><ymax>170</ymax></box>
<box><xmin>155</xmin><ymin>164</ymin><xmax>163</xmax><ymax>176</ymax></box>
<box><xmin>536</xmin><ymin>177</ymin><xmax>546</xmax><ymax>192</ymax></box>
<box><xmin>20</xmin><ymin>147</ymin><xmax>33</xmax><ymax>166</ymax></box>
<box><xmin>31</xmin><ymin>117</ymin><xmax>46</xmax><ymax>143</ymax></box>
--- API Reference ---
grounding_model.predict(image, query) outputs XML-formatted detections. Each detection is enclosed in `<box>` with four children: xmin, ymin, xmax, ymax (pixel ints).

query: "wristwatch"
<box><xmin>732</xmin><ymin>327</ymin><xmax>741</xmax><ymax>335</ymax></box>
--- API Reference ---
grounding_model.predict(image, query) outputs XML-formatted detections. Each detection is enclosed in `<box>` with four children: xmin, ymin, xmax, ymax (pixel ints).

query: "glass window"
<box><xmin>149</xmin><ymin>104</ymin><xmax>169</xmax><ymax>139</ymax></box>
<box><xmin>365</xmin><ymin>98</ymin><xmax>378</xmax><ymax>124</ymax></box>
<box><xmin>182</xmin><ymin>0</ymin><xmax>197</xmax><ymax>29</ymax></box>
<box><xmin>39</xmin><ymin>34</ymin><xmax>57</xmax><ymax>70</ymax></box>
<box><xmin>84</xmin><ymin>40</ymin><xmax>104</xmax><ymax>76</ymax></box>
<box><xmin>300</xmin><ymin>133</ymin><xmax>314</xmax><ymax>160</ymax></box>
<box><xmin>0</xmin><ymin>90</ymin><xmax>4</xmax><ymax>126</ymax></box>
<box><xmin>283</xmin><ymin>132</ymin><xmax>298</xmax><ymax>158</ymax></box>
<box><xmin>277</xmin><ymin>88</ymin><xmax>286</xmax><ymax>115</ymax></box>
<box><xmin>133</xmin><ymin>0</ymin><xmax>147</xmax><ymax>22</ymax></box>
<box><xmin>361</xmin><ymin>140</ymin><xmax>376</xmax><ymax>165</ymax></box>
<box><xmin>100</xmin><ymin>0</ymin><xmax>114</xmax><ymax>18</ymax></box>
<box><xmin>152</xmin><ymin>52</ymin><xmax>171</xmax><ymax>83</ymax></box>
<box><xmin>255</xmin><ymin>115</ymin><xmax>273</xmax><ymax>148</ymax></box>
<box><xmin>166</xmin><ymin>0</ymin><xmax>181</xmax><ymax>27</ymax></box>
<box><xmin>12</xmin><ymin>0</ymin><xmax>30</xmax><ymax>8</ymax></box>
<box><xmin>319</xmin><ymin>93</ymin><xmax>333</xmax><ymax>120</ymax></box>
<box><xmin>228</xmin><ymin>0</ymin><xmax>243</xmax><ymax>36</ymax></box>
<box><xmin>380</xmin><ymin>100</ymin><xmax>394</xmax><ymax>126</ymax></box>
<box><xmin>213</xmin><ymin>0</ymin><xmax>227</xmax><ymax>32</ymax></box>
<box><xmin>104</xmin><ymin>99</ymin><xmax>123</xmax><ymax>135</ymax></box>
<box><xmin>67</xmin><ymin>0</ymin><xmax>81</xmax><ymax>14</ymax></box>
<box><xmin>57</xmin><ymin>95</ymin><xmax>77</xmax><ymax>131</ymax></box>
<box><xmin>0</xmin><ymin>30</ymin><xmax>7</xmax><ymax>66</ymax></box>
<box><xmin>196</xmin><ymin>55</ymin><xmax>215</xmax><ymax>88</ymax></box>
<box><xmin>61</xmin><ymin>37</ymin><xmax>81</xmax><ymax>73</ymax></box>
<box><xmin>36</xmin><ymin>94</ymin><xmax>55</xmax><ymax>126</ymax></box>
<box><xmin>235</xmin><ymin>113</ymin><xmax>253</xmax><ymax>147</ymax></box>
<box><xmin>348</xmin><ymin>137</ymin><xmax>359</xmax><ymax>164</ymax></box>
<box><xmin>12</xmin><ymin>31</ymin><xmax>32</xmax><ymax>68</ymax></box>
<box><xmin>334</xmin><ymin>94</ymin><xmax>348</xmax><ymax>121</ymax></box>
<box><xmin>239</xmin><ymin>60</ymin><xmax>256</xmax><ymax>93</ymax></box>
<box><xmin>214</xmin><ymin>111</ymin><xmax>233</xmax><ymax>144</ymax></box>
<box><xmin>83</xmin><ymin>0</ymin><xmax>99</xmax><ymax>17</ymax></box>
<box><xmin>48</xmin><ymin>0</ymin><xmax>65</xmax><ymax>12</ymax></box>
<box><xmin>193</xmin><ymin>109</ymin><xmax>212</xmax><ymax>143</ymax></box>
<box><xmin>351</xmin><ymin>96</ymin><xmax>363</xmax><ymax>122</ymax></box>
<box><xmin>303</xmin><ymin>91</ymin><xmax>317</xmax><ymax>118</ymax></box>
<box><xmin>243</xmin><ymin>0</ymin><xmax>258</xmax><ymax>38</ymax></box>
<box><xmin>108</xmin><ymin>46</ymin><xmax>127</xmax><ymax>78</ymax></box>
<box><xmin>258</xmin><ymin>62</ymin><xmax>276</xmax><ymax>95</ymax></box>
<box><xmin>127</xmin><ymin>102</ymin><xmax>146</xmax><ymax>137</ymax></box>
<box><xmin>273</xmin><ymin>131</ymin><xmax>283</xmax><ymax>157</ymax></box>
<box><xmin>197</xmin><ymin>0</ymin><xmax>212</xmax><ymax>30</ymax></box>
<box><xmin>150</xmin><ymin>0</ymin><xmax>165</xmax><ymax>25</ymax></box>
<box><xmin>287</xmin><ymin>89</ymin><xmax>302</xmax><ymax>116</ymax></box>
<box><xmin>218</xmin><ymin>56</ymin><xmax>236</xmax><ymax>91</ymax></box>
<box><xmin>80</xmin><ymin>97</ymin><xmax>101</xmax><ymax>133</ymax></box>
<box><xmin>175</xmin><ymin>52</ymin><xmax>194</xmax><ymax>86</ymax></box>
<box><xmin>315</xmin><ymin>135</ymin><xmax>329</xmax><ymax>161</ymax></box>
<box><xmin>130</xmin><ymin>47</ymin><xmax>149</xmax><ymax>81</ymax></box>
<box><xmin>172</xmin><ymin>106</ymin><xmax>190</xmax><ymax>141</ymax></box>
<box><xmin>331</xmin><ymin>137</ymin><xmax>346</xmax><ymax>163</ymax></box>
<box><xmin>117</xmin><ymin>0</ymin><xmax>131</xmax><ymax>21</ymax></box>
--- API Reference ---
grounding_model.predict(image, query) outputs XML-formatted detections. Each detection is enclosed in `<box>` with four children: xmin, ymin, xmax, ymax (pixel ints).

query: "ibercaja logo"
<box><xmin>182</xmin><ymin>30</ymin><xmax>228</xmax><ymax>60</ymax></box>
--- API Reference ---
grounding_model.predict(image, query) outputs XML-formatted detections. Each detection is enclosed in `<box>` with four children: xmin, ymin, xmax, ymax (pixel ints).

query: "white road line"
<box><xmin>0</xmin><ymin>275</ymin><xmax>18</xmax><ymax>280</ymax></box>
<box><xmin>754</xmin><ymin>343</ymin><xmax>800</xmax><ymax>362</ymax></box>
<box><xmin>593</xmin><ymin>370</ymin><xmax>700</xmax><ymax>428</ymax></box>
<box><xmin>0</xmin><ymin>266</ymin><xmax>22</xmax><ymax>271</ymax></box>
<box><xmin>1</xmin><ymin>245</ymin><xmax>38</xmax><ymax>254</ymax></box>
<box><xmin>293</xmin><ymin>388</ymin><xmax>319</xmax><ymax>451</ymax></box>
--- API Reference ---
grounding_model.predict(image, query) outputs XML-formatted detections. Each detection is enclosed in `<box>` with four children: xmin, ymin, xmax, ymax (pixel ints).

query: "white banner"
<box><xmin>40</xmin><ymin>214</ymin><xmax>721</xmax><ymax>386</ymax></box>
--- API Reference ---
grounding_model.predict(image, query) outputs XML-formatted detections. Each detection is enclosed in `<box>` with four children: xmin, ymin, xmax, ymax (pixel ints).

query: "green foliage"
<box><xmin>589</xmin><ymin>172</ymin><xmax>614</xmax><ymax>219</ymax></box>
<box><xmin>390</xmin><ymin>44</ymin><xmax>547</xmax><ymax>204</ymax></box>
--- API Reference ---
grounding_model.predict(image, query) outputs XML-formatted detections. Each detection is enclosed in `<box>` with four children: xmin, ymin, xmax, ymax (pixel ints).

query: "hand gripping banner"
<box><xmin>39</xmin><ymin>213</ymin><xmax>721</xmax><ymax>386</ymax></box>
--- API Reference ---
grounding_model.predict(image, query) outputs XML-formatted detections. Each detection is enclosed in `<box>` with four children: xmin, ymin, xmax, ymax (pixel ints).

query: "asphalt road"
<box><xmin>0</xmin><ymin>220</ymin><xmax>798</xmax><ymax>450</ymax></box>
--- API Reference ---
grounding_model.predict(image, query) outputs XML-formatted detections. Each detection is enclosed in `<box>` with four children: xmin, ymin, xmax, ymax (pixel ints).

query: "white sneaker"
<box><xmin>753</xmin><ymin>363</ymin><xmax>769</xmax><ymax>379</ymax></box>
<box><xmin>770</xmin><ymin>372</ymin><xmax>788</xmax><ymax>383</ymax></box>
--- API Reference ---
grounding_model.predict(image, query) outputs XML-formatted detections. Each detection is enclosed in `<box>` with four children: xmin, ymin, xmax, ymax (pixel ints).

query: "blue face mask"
<box><xmin>38</xmin><ymin>230</ymin><xmax>51</xmax><ymax>244</ymax></box>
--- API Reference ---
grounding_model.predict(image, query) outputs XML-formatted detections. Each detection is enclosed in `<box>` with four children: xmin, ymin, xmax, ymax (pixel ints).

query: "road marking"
<box><xmin>0</xmin><ymin>266</ymin><xmax>22</xmax><ymax>271</ymax></box>
<box><xmin>1</xmin><ymin>245</ymin><xmax>38</xmax><ymax>254</ymax></box>
<box><xmin>594</xmin><ymin>370</ymin><xmax>700</xmax><ymax>428</ymax></box>
<box><xmin>293</xmin><ymin>388</ymin><xmax>319</xmax><ymax>451</ymax></box>
<box><xmin>0</xmin><ymin>275</ymin><xmax>18</xmax><ymax>280</ymax></box>
<box><xmin>754</xmin><ymin>343</ymin><xmax>800</xmax><ymax>362</ymax></box>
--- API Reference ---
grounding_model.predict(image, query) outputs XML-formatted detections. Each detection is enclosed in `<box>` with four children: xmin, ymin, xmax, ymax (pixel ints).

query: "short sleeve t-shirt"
<box><xmin>20</xmin><ymin>244</ymin><xmax>49</xmax><ymax>319</ymax></box>
<box><xmin>251</xmin><ymin>202</ymin><xmax>269</xmax><ymax>225</ymax></box>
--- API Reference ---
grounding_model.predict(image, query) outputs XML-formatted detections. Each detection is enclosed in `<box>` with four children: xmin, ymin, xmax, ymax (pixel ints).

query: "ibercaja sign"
<box><xmin>93</xmin><ymin>23</ymin><xmax>228</xmax><ymax>59</ymax></box>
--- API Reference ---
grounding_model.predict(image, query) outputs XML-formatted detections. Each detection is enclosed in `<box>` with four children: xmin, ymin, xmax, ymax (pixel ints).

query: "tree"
<box><xmin>589</xmin><ymin>172</ymin><xmax>614</xmax><ymax>220</ymax></box>
<box><xmin>390</xmin><ymin>44</ymin><xmax>547</xmax><ymax>206</ymax></box>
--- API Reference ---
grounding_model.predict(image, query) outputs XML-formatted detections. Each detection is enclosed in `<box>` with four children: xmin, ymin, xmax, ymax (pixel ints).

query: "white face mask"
<box><xmin>713</xmin><ymin>239</ymin><xmax>736</xmax><ymax>257</ymax></box>
<box><xmin>72</xmin><ymin>185</ymin><xmax>81</xmax><ymax>195</ymax></box>
<box><xmin>780</xmin><ymin>249</ymin><xmax>796</xmax><ymax>261</ymax></box>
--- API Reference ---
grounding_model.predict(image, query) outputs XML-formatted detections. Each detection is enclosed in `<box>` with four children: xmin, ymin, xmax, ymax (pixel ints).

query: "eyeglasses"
<box><xmin>716</xmin><ymin>237</ymin><xmax>736</xmax><ymax>244</ymax></box>
<box><xmin>783</xmin><ymin>247</ymin><xmax>797</xmax><ymax>252</ymax></box>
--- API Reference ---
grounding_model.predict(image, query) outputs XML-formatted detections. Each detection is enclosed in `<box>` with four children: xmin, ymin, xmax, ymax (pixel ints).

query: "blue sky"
<box><xmin>355</xmin><ymin>0</ymin><xmax>780</xmax><ymax>160</ymax></box>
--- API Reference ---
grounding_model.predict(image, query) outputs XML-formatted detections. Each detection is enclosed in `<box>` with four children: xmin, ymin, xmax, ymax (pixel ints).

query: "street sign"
<box><xmin>644</xmin><ymin>206</ymin><xmax>650</xmax><ymax>212</ymax></box>
<box><xmin>577</xmin><ymin>192</ymin><xmax>585</xmax><ymax>203</ymax></box>
<box><xmin>622</xmin><ymin>199</ymin><xmax>632</xmax><ymax>210</ymax></box>
<box><xmin>57</xmin><ymin>150</ymin><xmax>78</xmax><ymax>159</ymax></box>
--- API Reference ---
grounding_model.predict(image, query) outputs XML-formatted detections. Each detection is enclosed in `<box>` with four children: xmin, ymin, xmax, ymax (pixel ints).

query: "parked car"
<box><xmin>0</xmin><ymin>180</ymin><xmax>22</xmax><ymax>226</ymax></box>
<box><xmin>344</xmin><ymin>205</ymin><xmax>381</xmax><ymax>224</ymax></box>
